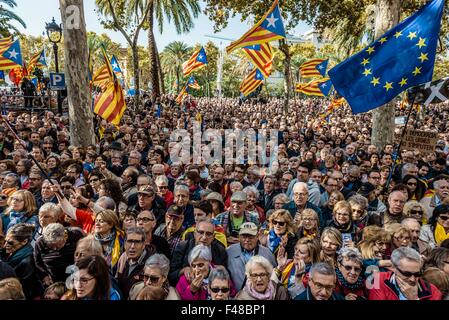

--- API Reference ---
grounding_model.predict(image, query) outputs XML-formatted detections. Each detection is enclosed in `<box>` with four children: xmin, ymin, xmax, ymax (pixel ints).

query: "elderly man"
<box><xmin>401</xmin><ymin>218</ymin><xmax>428</xmax><ymax>254</ymax></box>
<box><xmin>154</xmin><ymin>205</ymin><xmax>185</xmax><ymax>255</ymax></box>
<box><xmin>283</xmin><ymin>182</ymin><xmax>324</xmax><ymax>228</ymax></box>
<box><xmin>36</xmin><ymin>179</ymin><xmax>59</xmax><ymax>208</ymax></box>
<box><xmin>116</xmin><ymin>227</ymin><xmax>153</xmax><ymax>299</ymax></box>
<box><xmin>33</xmin><ymin>223</ymin><xmax>84</xmax><ymax>286</ymax></box>
<box><xmin>1</xmin><ymin>173</ymin><xmax>20</xmax><ymax>194</ymax></box>
<box><xmin>294</xmin><ymin>262</ymin><xmax>344</xmax><ymax>300</ymax></box>
<box><xmin>32</xmin><ymin>203</ymin><xmax>63</xmax><ymax>246</ymax></box>
<box><xmin>214</xmin><ymin>191</ymin><xmax>259</xmax><ymax>245</ymax></box>
<box><xmin>129</xmin><ymin>185</ymin><xmax>166</xmax><ymax>228</ymax></box>
<box><xmin>369</xmin><ymin>190</ymin><xmax>407</xmax><ymax>227</ymax></box>
<box><xmin>172</xmin><ymin>184</ymin><xmax>195</xmax><ymax>229</ymax></box>
<box><xmin>420</xmin><ymin>177</ymin><xmax>449</xmax><ymax>220</ymax></box>
<box><xmin>226</xmin><ymin>222</ymin><xmax>276</xmax><ymax>291</ymax></box>
<box><xmin>135</xmin><ymin>209</ymin><xmax>171</xmax><ymax>258</ymax></box>
<box><xmin>168</xmin><ymin>218</ymin><xmax>227</xmax><ymax>286</ymax></box>
<box><xmin>286</xmin><ymin>162</ymin><xmax>321</xmax><ymax>206</ymax></box>
<box><xmin>368</xmin><ymin>247</ymin><xmax>442</xmax><ymax>300</ymax></box>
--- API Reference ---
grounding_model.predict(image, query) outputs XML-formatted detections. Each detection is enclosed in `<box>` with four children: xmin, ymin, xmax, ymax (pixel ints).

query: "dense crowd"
<box><xmin>0</xmin><ymin>94</ymin><xmax>448</xmax><ymax>301</ymax></box>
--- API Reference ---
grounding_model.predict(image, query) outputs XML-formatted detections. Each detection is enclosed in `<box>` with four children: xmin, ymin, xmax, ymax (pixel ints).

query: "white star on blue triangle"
<box><xmin>260</xmin><ymin>5</ymin><xmax>285</xmax><ymax>36</ymax></box>
<box><xmin>2</xmin><ymin>40</ymin><xmax>22</xmax><ymax>65</ymax></box>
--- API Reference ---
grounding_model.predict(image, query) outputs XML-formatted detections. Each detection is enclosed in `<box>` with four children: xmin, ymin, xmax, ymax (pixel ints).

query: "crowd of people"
<box><xmin>0</xmin><ymin>94</ymin><xmax>448</xmax><ymax>301</ymax></box>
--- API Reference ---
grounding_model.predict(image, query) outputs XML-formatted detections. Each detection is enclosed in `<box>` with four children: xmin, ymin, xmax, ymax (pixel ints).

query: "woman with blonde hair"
<box><xmin>93</xmin><ymin>210</ymin><xmax>125</xmax><ymax>273</ymax></box>
<box><xmin>1</xmin><ymin>190</ymin><xmax>38</xmax><ymax>234</ymax></box>
<box><xmin>265</xmin><ymin>209</ymin><xmax>298</xmax><ymax>259</ymax></box>
<box><xmin>295</xmin><ymin>209</ymin><xmax>320</xmax><ymax>239</ymax></box>
<box><xmin>320</xmin><ymin>227</ymin><xmax>342</xmax><ymax>267</ymax></box>
<box><xmin>385</xmin><ymin>223</ymin><xmax>412</xmax><ymax>251</ymax></box>
<box><xmin>327</xmin><ymin>200</ymin><xmax>359</xmax><ymax>243</ymax></box>
<box><xmin>403</xmin><ymin>200</ymin><xmax>427</xmax><ymax>225</ymax></box>
<box><xmin>0</xmin><ymin>278</ymin><xmax>26</xmax><ymax>300</ymax></box>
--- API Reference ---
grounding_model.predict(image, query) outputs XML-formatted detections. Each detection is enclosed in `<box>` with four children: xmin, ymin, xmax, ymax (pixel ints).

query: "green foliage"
<box><xmin>0</xmin><ymin>0</ymin><xmax>26</xmax><ymax>37</ymax></box>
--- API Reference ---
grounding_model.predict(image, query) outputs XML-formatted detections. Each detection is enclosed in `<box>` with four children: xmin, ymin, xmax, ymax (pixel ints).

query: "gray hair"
<box><xmin>292</xmin><ymin>182</ymin><xmax>308</xmax><ymax>193</ymax></box>
<box><xmin>434</xmin><ymin>179</ymin><xmax>449</xmax><ymax>190</ymax></box>
<box><xmin>42</xmin><ymin>179</ymin><xmax>59</xmax><ymax>186</ymax></box>
<box><xmin>401</xmin><ymin>218</ymin><xmax>421</xmax><ymax>228</ymax></box>
<box><xmin>5</xmin><ymin>173</ymin><xmax>20</xmax><ymax>186</ymax></box>
<box><xmin>391</xmin><ymin>247</ymin><xmax>422</xmax><ymax>268</ymax></box>
<box><xmin>337</xmin><ymin>247</ymin><xmax>363</xmax><ymax>266</ymax></box>
<box><xmin>402</xmin><ymin>163</ymin><xmax>418</xmax><ymax>179</ymax></box>
<box><xmin>347</xmin><ymin>194</ymin><xmax>368</xmax><ymax>210</ymax></box>
<box><xmin>155</xmin><ymin>175</ymin><xmax>169</xmax><ymax>185</ymax></box>
<box><xmin>243</xmin><ymin>186</ymin><xmax>259</xmax><ymax>199</ymax></box>
<box><xmin>273</xmin><ymin>193</ymin><xmax>289</xmax><ymax>204</ymax></box>
<box><xmin>174</xmin><ymin>184</ymin><xmax>189</xmax><ymax>195</ymax></box>
<box><xmin>96</xmin><ymin>196</ymin><xmax>116</xmax><ymax>210</ymax></box>
<box><xmin>245</xmin><ymin>255</ymin><xmax>274</xmax><ymax>277</ymax></box>
<box><xmin>188</xmin><ymin>244</ymin><xmax>212</xmax><ymax>265</ymax></box>
<box><xmin>229</xmin><ymin>181</ymin><xmax>243</xmax><ymax>190</ymax></box>
<box><xmin>42</xmin><ymin>223</ymin><xmax>66</xmax><ymax>245</ymax></box>
<box><xmin>145</xmin><ymin>254</ymin><xmax>170</xmax><ymax>277</ymax></box>
<box><xmin>76</xmin><ymin>234</ymin><xmax>103</xmax><ymax>256</ymax></box>
<box><xmin>125</xmin><ymin>226</ymin><xmax>146</xmax><ymax>241</ymax></box>
<box><xmin>39</xmin><ymin>202</ymin><xmax>62</xmax><ymax>218</ymax></box>
<box><xmin>309</xmin><ymin>262</ymin><xmax>336</xmax><ymax>279</ymax></box>
<box><xmin>208</xmin><ymin>266</ymin><xmax>230</xmax><ymax>284</ymax></box>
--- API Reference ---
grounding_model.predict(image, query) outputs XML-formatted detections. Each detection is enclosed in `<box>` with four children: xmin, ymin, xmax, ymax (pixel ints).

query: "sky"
<box><xmin>14</xmin><ymin>0</ymin><xmax>311</xmax><ymax>50</ymax></box>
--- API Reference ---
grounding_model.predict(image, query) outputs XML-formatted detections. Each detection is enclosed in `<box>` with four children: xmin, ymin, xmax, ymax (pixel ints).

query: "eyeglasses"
<box><xmin>249</xmin><ymin>273</ymin><xmax>268</xmax><ymax>280</ymax></box>
<box><xmin>301</xmin><ymin>217</ymin><xmax>317</xmax><ymax>222</ymax></box>
<box><xmin>396</xmin><ymin>267</ymin><xmax>422</xmax><ymax>278</ymax></box>
<box><xmin>340</xmin><ymin>263</ymin><xmax>362</xmax><ymax>273</ymax></box>
<box><xmin>394</xmin><ymin>236</ymin><xmax>411</xmax><ymax>242</ymax></box>
<box><xmin>10</xmin><ymin>197</ymin><xmax>24</xmax><ymax>202</ymax></box>
<box><xmin>157</xmin><ymin>185</ymin><xmax>168</xmax><ymax>189</ymax></box>
<box><xmin>410</xmin><ymin>209</ymin><xmax>423</xmax><ymax>216</ymax></box>
<box><xmin>439</xmin><ymin>215</ymin><xmax>449</xmax><ymax>221</ymax></box>
<box><xmin>73</xmin><ymin>276</ymin><xmax>95</xmax><ymax>286</ymax></box>
<box><xmin>272</xmin><ymin>220</ymin><xmax>286</xmax><ymax>227</ymax></box>
<box><xmin>352</xmin><ymin>209</ymin><xmax>365</xmax><ymax>214</ymax></box>
<box><xmin>126</xmin><ymin>239</ymin><xmax>144</xmax><ymax>245</ymax></box>
<box><xmin>210</xmin><ymin>287</ymin><xmax>230</xmax><ymax>293</ymax></box>
<box><xmin>137</xmin><ymin>217</ymin><xmax>154</xmax><ymax>223</ymax></box>
<box><xmin>143</xmin><ymin>274</ymin><xmax>160</xmax><ymax>283</ymax></box>
<box><xmin>311</xmin><ymin>279</ymin><xmax>335</xmax><ymax>291</ymax></box>
<box><xmin>196</xmin><ymin>230</ymin><xmax>214</xmax><ymax>238</ymax></box>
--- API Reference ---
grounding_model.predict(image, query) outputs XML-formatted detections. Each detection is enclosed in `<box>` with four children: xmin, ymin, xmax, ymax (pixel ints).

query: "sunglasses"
<box><xmin>410</xmin><ymin>210</ymin><xmax>423</xmax><ymax>216</ymax></box>
<box><xmin>396</xmin><ymin>267</ymin><xmax>422</xmax><ymax>278</ymax></box>
<box><xmin>340</xmin><ymin>264</ymin><xmax>362</xmax><ymax>273</ymax></box>
<box><xmin>272</xmin><ymin>220</ymin><xmax>286</xmax><ymax>227</ymax></box>
<box><xmin>143</xmin><ymin>275</ymin><xmax>160</xmax><ymax>283</ymax></box>
<box><xmin>210</xmin><ymin>287</ymin><xmax>230</xmax><ymax>293</ymax></box>
<box><xmin>439</xmin><ymin>215</ymin><xmax>449</xmax><ymax>221</ymax></box>
<box><xmin>0</xmin><ymin>195</ymin><xmax>7</xmax><ymax>200</ymax></box>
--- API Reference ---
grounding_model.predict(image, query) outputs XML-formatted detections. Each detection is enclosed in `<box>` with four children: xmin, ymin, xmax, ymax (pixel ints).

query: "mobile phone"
<box><xmin>342</xmin><ymin>233</ymin><xmax>352</xmax><ymax>246</ymax></box>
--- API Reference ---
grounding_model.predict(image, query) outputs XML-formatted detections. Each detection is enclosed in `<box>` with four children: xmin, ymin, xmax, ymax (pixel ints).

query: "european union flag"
<box><xmin>328</xmin><ymin>0</ymin><xmax>444</xmax><ymax>114</ymax></box>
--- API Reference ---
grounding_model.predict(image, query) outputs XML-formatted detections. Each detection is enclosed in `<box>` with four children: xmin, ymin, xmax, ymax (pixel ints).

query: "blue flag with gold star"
<box><xmin>328</xmin><ymin>0</ymin><xmax>444</xmax><ymax>114</ymax></box>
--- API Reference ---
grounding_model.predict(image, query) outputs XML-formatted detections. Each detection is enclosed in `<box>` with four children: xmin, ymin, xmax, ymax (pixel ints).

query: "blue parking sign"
<box><xmin>49</xmin><ymin>73</ymin><xmax>65</xmax><ymax>90</ymax></box>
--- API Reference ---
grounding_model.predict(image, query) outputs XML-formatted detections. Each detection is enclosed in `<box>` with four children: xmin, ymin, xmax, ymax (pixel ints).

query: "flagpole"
<box><xmin>385</xmin><ymin>94</ymin><xmax>417</xmax><ymax>190</ymax></box>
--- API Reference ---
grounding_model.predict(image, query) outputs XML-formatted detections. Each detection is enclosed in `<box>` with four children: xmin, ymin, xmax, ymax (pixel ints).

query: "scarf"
<box><xmin>7</xmin><ymin>210</ymin><xmax>29</xmax><ymax>230</ymax></box>
<box><xmin>332</xmin><ymin>220</ymin><xmax>353</xmax><ymax>233</ymax></box>
<box><xmin>435</xmin><ymin>223</ymin><xmax>449</xmax><ymax>245</ymax></box>
<box><xmin>335</xmin><ymin>267</ymin><xmax>364</xmax><ymax>291</ymax></box>
<box><xmin>95</xmin><ymin>229</ymin><xmax>123</xmax><ymax>268</ymax></box>
<box><xmin>7</xmin><ymin>243</ymin><xmax>33</xmax><ymax>267</ymax></box>
<box><xmin>267</xmin><ymin>229</ymin><xmax>282</xmax><ymax>254</ymax></box>
<box><xmin>245</xmin><ymin>280</ymin><xmax>275</xmax><ymax>300</ymax></box>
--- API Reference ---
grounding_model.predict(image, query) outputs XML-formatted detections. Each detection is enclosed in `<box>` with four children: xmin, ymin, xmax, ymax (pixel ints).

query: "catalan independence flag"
<box><xmin>226</xmin><ymin>0</ymin><xmax>285</xmax><ymax>54</ymax></box>
<box><xmin>182</xmin><ymin>47</ymin><xmax>207</xmax><ymax>77</ymax></box>
<box><xmin>300</xmin><ymin>59</ymin><xmax>328</xmax><ymax>78</ymax></box>
<box><xmin>295</xmin><ymin>78</ymin><xmax>333</xmax><ymax>97</ymax></box>
<box><xmin>240</xmin><ymin>68</ymin><xmax>265</xmax><ymax>97</ymax></box>
<box><xmin>242</xmin><ymin>43</ymin><xmax>274</xmax><ymax>78</ymax></box>
<box><xmin>0</xmin><ymin>39</ymin><xmax>23</xmax><ymax>71</ymax></box>
<box><xmin>176</xmin><ymin>85</ymin><xmax>189</xmax><ymax>105</ymax></box>
<box><xmin>94</xmin><ymin>80</ymin><xmax>127</xmax><ymax>126</ymax></box>
<box><xmin>187</xmin><ymin>76</ymin><xmax>200</xmax><ymax>90</ymax></box>
<box><xmin>92</xmin><ymin>65</ymin><xmax>111</xmax><ymax>90</ymax></box>
<box><xmin>110</xmin><ymin>55</ymin><xmax>123</xmax><ymax>77</ymax></box>
<box><xmin>28</xmin><ymin>49</ymin><xmax>47</xmax><ymax>72</ymax></box>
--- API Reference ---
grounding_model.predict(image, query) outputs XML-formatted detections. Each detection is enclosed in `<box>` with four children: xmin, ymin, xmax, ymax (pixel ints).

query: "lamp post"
<box><xmin>45</xmin><ymin>17</ymin><xmax>63</xmax><ymax>115</ymax></box>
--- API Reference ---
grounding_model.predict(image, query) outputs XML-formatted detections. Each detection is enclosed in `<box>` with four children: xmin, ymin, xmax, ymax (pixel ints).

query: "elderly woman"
<box><xmin>236</xmin><ymin>255</ymin><xmax>289</xmax><ymax>300</ymax></box>
<box><xmin>74</xmin><ymin>234</ymin><xmax>103</xmax><ymax>263</ymax></box>
<box><xmin>1</xmin><ymin>190</ymin><xmax>38</xmax><ymax>234</ymax></box>
<box><xmin>320</xmin><ymin>227</ymin><xmax>343</xmax><ymax>267</ymax></box>
<box><xmin>62</xmin><ymin>255</ymin><xmax>120</xmax><ymax>300</ymax></box>
<box><xmin>274</xmin><ymin>237</ymin><xmax>321</xmax><ymax>299</ymax></box>
<box><xmin>320</xmin><ymin>191</ymin><xmax>344</xmax><ymax>223</ymax></box>
<box><xmin>265</xmin><ymin>209</ymin><xmax>298</xmax><ymax>259</ymax></box>
<box><xmin>155</xmin><ymin>175</ymin><xmax>174</xmax><ymax>208</ymax></box>
<box><xmin>175</xmin><ymin>244</ymin><xmax>217</xmax><ymax>300</ymax></box>
<box><xmin>2</xmin><ymin>223</ymin><xmax>43</xmax><ymax>299</ymax></box>
<box><xmin>94</xmin><ymin>209</ymin><xmax>125</xmax><ymax>273</ymax></box>
<box><xmin>224</xmin><ymin>181</ymin><xmax>243</xmax><ymax>210</ymax></box>
<box><xmin>208</xmin><ymin>266</ymin><xmax>233</xmax><ymax>300</ymax></box>
<box><xmin>129</xmin><ymin>253</ymin><xmax>180</xmax><ymax>300</ymax></box>
<box><xmin>295</xmin><ymin>208</ymin><xmax>320</xmax><ymax>239</ymax></box>
<box><xmin>403</xmin><ymin>200</ymin><xmax>427</xmax><ymax>225</ymax></box>
<box><xmin>243</xmin><ymin>186</ymin><xmax>265</xmax><ymax>224</ymax></box>
<box><xmin>386</xmin><ymin>223</ymin><xmax>412</xmax><ymax>251</ymax></box>
<box><xmin>348</xmin><ymin>194</ymin><xmax>369</xmax><ymax>231</ymax></box>
<box><xmin>335</xmin><ymin>248</ymin><xmax>367</xmax><ymax>300</ymax></box>
<box><xmin>419</xmin><ymin>204</ymin><xmax>449</xmax><ymax>249</ymax></box>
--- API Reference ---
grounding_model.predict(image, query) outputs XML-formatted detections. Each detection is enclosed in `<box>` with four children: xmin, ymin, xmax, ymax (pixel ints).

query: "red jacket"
<box><xmin>368</xmin><ymin>271</ymin><xmax>442</xmax><ymax>300</ymax></box>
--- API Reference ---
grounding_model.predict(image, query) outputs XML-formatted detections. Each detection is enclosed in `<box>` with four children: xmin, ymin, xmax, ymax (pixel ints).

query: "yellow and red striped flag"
<box><xmin>300</xmin><ymin>58</ymin><xmax>328</xmax><ymax>78</ymax></box>
<box><xmin>94</xmin><ymin>79</ymin><xmax>127</xmax><ymax>126</ymax></box>
<box><xmin>176</xmin><ymin>85</ymin><xmax>189</xmax><ymax>105</ymax></box>
<box><xmin>28</xmin><ymin>49</ymin><xmax>47</xmax><ymax>72</ymax></box>
<box><xmin>92</xmin><ymin>64</ymin><xmax>111</xmax><ymax>90</ymax></box>
<box><xmin>295</xmin><ymin>78</ymin><xmax>332</xmax><ymax>97</ymax></box>
<box><xmin>0</xmin><ymin>39</ymin><xmax>22</xmax><ymax>70</ymax></box>
<box><xmin>0</xmin><ymin>36</ymin><xmax>13</xmax><ymax>51</ymax></box>
<box><xmin>182</xmin><ymin>47</ymin><xmax>207</xmax><ymax>77</ymax></box>
<box><xmin>242</xmin><ymin>43</ymin><xmax>273</xmax><ymax>78</ymax></box>
<box><xmin>240</xmin><ymin>68</ymin><xmax>265</xmax><ymax>97</ymax></box>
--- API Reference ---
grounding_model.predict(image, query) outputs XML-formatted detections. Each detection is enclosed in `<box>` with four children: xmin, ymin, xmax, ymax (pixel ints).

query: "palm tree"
<box><xmin>160</xmin><ymin>41</ymin><xmax>191</xmax><ymax>92</ymax></box>
<box><xmin>131</xmin><ymin>0</ymin><xmax>200</xmax><ymax>99</ymax></box>
<box><xmin>0</xmin><ymin>0</ymin><xmax>26</xmax><ymax>36</ymax></box>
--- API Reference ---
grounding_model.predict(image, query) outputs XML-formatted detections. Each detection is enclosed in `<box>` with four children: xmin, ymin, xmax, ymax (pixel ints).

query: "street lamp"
<box><xmin>45</xmin><ymin>17</ymin><xmax>63</xmax><ymax>115</ymax></box>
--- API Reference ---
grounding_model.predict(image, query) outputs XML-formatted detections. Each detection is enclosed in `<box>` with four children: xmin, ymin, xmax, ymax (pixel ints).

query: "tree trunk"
<box><xmin>279</xmin><ymin>39</ymin><xmax>291</xmax><ymax>112</ymax></box>
<box><xmin>156</xmin><ymin>47</ymin><xmax>165</xmax><ymax>94</ymax></box>
<box><xmin>371</xmin><ymin>0</ymin><xmax>401</xmax><ymax>150</ymax></box>
<box><xmin>131</xmin><ymin>47</ymin><xmax>140</xmax><ymax>110</ymax></box>
<box><xmin>176</xmin><ymin>67</ymin><xmax>180</xmax><ymax>93</ymax></box>
<box><xmin>59</xmin><ymin>0</ymin><xmax>95</xmax><ymax>146</ymax></box>
<box><xmin>147</xmin><ymin>2</ymin><xmax>160</xmax><ymax>100</ymax></box>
